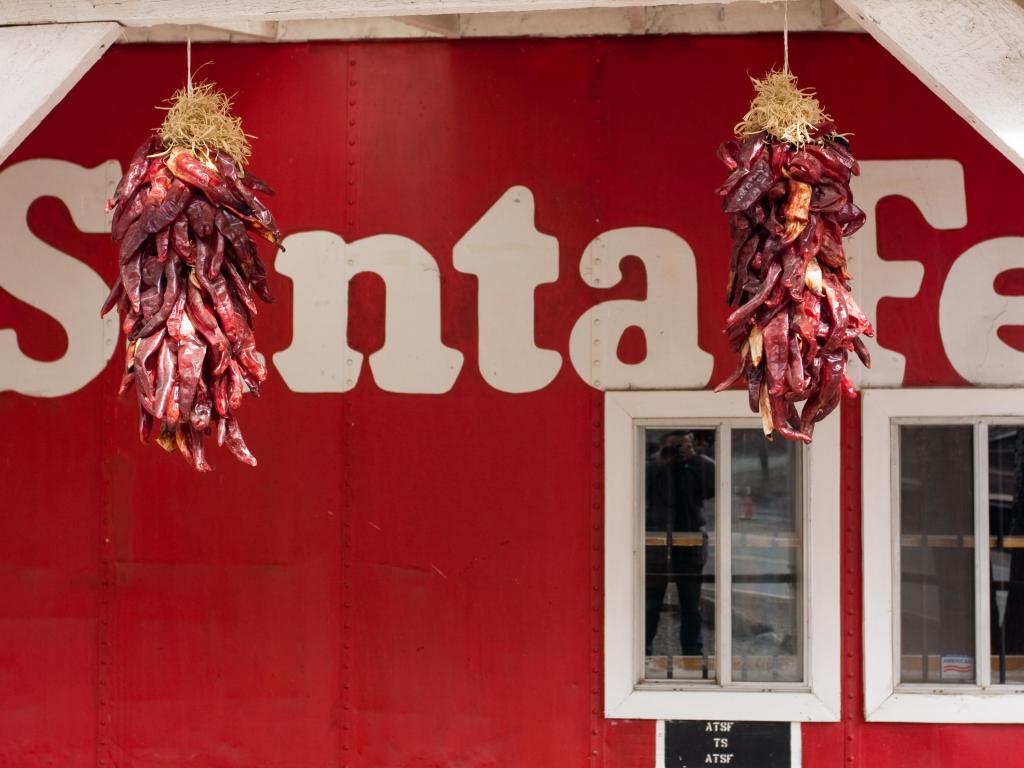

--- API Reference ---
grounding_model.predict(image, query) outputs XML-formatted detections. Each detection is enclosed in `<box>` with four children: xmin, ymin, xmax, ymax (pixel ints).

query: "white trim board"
<box><xmin>1</xmin><ymin>0</ymin><xmax>790</xmax><ymax>24</ymax></box>
<box><xmin>118</xmin><ymin>2</ymin><xmax>860</xmax><ymax>41</ymax></box>
<box><xmin>604</xmin><ymin>390</ymin><xmax>840</xmax><ymax>722</ymax></box>
<box><xmin>835</xmin><ymin>0</ymin><xmax>1024</xmax><ymax>175</ymax></box>
<box><xmin>0</xmin><ymin>23</ymin><xmax>121</xmax><ymax>167</ymax></box>
<box><xmin>862</xmin><ymin>388</ymin><xmax>1024</xmax><ymax>723</ymax></box>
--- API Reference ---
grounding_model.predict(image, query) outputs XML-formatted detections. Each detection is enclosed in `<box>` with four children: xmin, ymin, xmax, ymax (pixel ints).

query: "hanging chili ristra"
<box><xmin>102</xmin><ymin>82</ymin><xmax>281</xmax><ymax>470</ymax></box>
<box><xmin>714</xmin><ymin>72</ymin><xmax>873</xmax><ymax>442</ymax></box>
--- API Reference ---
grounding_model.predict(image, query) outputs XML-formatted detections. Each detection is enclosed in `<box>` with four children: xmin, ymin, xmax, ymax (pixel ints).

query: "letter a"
<box><xmin>569</xmin><ymin>228</ymin><xmax>712</xmax><ymax>389</ymax></box>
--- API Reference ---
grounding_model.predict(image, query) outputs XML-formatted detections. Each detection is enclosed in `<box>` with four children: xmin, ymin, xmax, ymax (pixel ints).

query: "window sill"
<box><xmin>867</xmin><ymin>689</ymin><xmax>1024</xmax><ymax>723</ymax></box>
<box><xmin>607</xmin><ymin>687</ymin><xmax>838</xmax><ymax>722</ymax></box>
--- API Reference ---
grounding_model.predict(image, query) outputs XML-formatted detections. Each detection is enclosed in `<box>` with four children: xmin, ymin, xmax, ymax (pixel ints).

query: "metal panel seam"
<box><xmin>98</xmin><ymin>336</ymin><xmax>114</xmax><ymax>768</ymax></box>
<box><xmin>340</xmin><ymin>46</ymin><xmax>356</xmax><ymax>767</ymax></box>
<box><xmin>590</xmin><ymin>40</ymin><xmax>607</xmax><ymax>768</ymax></box>
<box><xmin>841</xmin><ymin>399</ymin><xmax>861</xmax><ymax>766</ymax></box>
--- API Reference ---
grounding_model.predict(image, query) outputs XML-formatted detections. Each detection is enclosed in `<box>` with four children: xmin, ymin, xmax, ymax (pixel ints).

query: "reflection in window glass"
<box><xmin>989</xmin><ymin>425</ymin><xmax>1024</xmax><ymax>685</ymax></box>
<box><xmin>731</xmin><ymin>430</ymin><xmax>802</xmax><ymax>682</ymax></box>
<box><xmin>643</xmin><ymin>428</ymin><xmax>716</xmax><ymax>681</ymax></box>
<box><xmin>899</xmin><ymin>425</ymin><xmax>975</xmax><ymax>684</ymax></box>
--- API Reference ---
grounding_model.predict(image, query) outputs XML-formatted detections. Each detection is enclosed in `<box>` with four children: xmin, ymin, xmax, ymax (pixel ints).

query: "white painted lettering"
<box><xmin>569</xmin><ymin>227</ymin><xmax>712</xmax><ymax>390</ymax></box>
<box><xmin>848</xmin><ymin>160</ymin><xmax>966</xmax><ymax>385</ymax></box>
<box><xmin>453</xmin><ymin>186</ymin><xmax>561</xmax><ymax>392</ymax></box>
<box><xmin>274</xmin><ymin>231</ymin><xmax>463</xmax><ymax>393</ymax></box>
<box><xmin>0</xmin><ymin>166</ymin><xmax>1002</xmax><ymax>398</ymax></box>
<box><xmin>940</xmin><ymin>237</ymin><xmax>1024</xmax><ymax>385</ymax></box>
<box><xmin>0</xmin><ymin>160</ymin><xmax>120</xmax><ymax>397</ymax></box>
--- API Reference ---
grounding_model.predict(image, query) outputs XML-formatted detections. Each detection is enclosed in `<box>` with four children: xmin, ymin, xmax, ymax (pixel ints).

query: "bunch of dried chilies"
<box><xmin>715</xmin><ymin>71</ymin><xmax>873</xmax><ymax>442</ymax></box>
<box><xmin>102</xmin><ymin>82</ymin><xmax>281</xmax><ymax>470</ymax></box>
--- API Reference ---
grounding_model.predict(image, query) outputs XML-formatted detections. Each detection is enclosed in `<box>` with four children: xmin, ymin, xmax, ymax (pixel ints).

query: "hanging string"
<box><xmin>186</xmin><ymin>33</ymin><xmax>193</xmax><ymax>96</ymax></box>
<box><xmin>783</xmin><ymin>0</ymin><xmax>790</xmax><ymax>74</ymax></box>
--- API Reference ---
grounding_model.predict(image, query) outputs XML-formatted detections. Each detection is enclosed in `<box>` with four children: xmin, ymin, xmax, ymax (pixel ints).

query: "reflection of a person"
<box><xmin>645</xmin><ymin>431</ymin><xmax>713</xmax><ymax>656</ymax></box>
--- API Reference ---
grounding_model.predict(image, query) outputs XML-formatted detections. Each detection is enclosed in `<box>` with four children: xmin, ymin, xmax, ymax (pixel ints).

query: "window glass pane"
<box><xmin>643</xmin><ymin>428</ymin><xmax>716</xmax><ymax>681</ymax></box>
<box><xmin>989</xmin><ymin>425</ymin><xmax>1024</xmax><ymax>685</ymax></box>
<box><xmin>899</xmin><ymin>425</ymin><xmax>975</xmax><ymax>684</ymax></box>
<box><xmin>731</xmin><ymin>430</ymin><xmax>802</xmax><ymax>682</ymax></box>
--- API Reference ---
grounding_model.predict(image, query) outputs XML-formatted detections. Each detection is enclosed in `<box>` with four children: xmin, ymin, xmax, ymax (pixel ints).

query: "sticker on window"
<box><xmin>940</xmin><ymin>655</ymin><xmax>975</xmax><ymax>682</ymax></box>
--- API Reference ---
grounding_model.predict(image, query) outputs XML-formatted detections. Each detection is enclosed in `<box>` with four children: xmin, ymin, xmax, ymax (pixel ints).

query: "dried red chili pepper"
<box><xmin>715</xmin><ymin>129</ymin><xmax>874</xmax><ymax>442</ymax></box>
<box><xmin>104</xmin><ymin>138</ymin><xmax>281</xmax><ymax>470</ymax></box>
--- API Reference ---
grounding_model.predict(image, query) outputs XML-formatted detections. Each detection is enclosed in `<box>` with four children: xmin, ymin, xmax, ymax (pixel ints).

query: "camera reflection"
<box><xmin>643</xmin><ymin>427</ymin><xmax>803</xmax><ymax>683</ymax></box>
<box><xmin>645</xmin><ymin>430</ymin><xmax>715</xmax><ymax>666</ymax></box>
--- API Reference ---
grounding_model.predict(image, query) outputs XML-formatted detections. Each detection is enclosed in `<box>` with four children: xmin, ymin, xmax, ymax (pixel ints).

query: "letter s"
<box><xmin>0</xmin><ymin>159</ymin><xmax>120</xmax><ymax>397</ymax></box>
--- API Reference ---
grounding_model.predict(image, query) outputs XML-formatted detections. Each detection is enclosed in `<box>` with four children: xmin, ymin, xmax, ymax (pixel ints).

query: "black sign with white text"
<box><xmin>664</xmin><ymin>721</ymin><xmax>791</xmax><ymax>767</ymax></box>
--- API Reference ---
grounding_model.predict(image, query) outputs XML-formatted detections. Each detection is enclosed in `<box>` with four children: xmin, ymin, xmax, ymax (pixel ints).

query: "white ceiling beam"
<box><xmin>0</xmin><ymin>23</ymin><xmax>121</xmax><ymax>166</ymax></box>
<box><xmin>649</xmin><ymin>0</ymin><xmax>858</xmax><ymax>33</ymax></box>
<box><xmin>199</xmin><ymin>20</ymin><xmax>280</xmax><ymax>38</ymax></box>
<box><xmin>396</xmin><ymin>13</ymin><xmax>462</xmax><ymax>35</ymax></box>
<box><xmin>835</xmin><ymin>0</ymin><xmax>1024</xmax><ymax>174</ymax></box>
<box><xmin>624</xmin><ymin>6</ymin><xmax>647</xmax><ymax>33</ymax></box>
<box><xmin>0</xmin><ymin>0</ymin><xmax>772</xmax><ymax>25</ymax></box>
<box><xmin>817</xmin><ymin>0</ymin><xmax>848</xmax><ymax>28</ymax></box>
<box><xmin>122</xmin><ymin>21</ymin><xmax>280</xmax><ymax>42</ymax></box>
<box><xmin>276</xmin><ymin>17</ymin><xmax>453</xmax><ymax>39</ymax></box>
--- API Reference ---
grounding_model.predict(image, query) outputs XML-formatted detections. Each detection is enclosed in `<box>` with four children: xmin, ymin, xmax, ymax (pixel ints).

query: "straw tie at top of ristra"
<box><xmin>713</xmin><ymin>70</ymin><xmax>875</xmax><ymax>444</ymax></box>
<box><xmin>101</xmin><ymin>79</ymin><xmax>283</xmax><ymax>471</ymax></box>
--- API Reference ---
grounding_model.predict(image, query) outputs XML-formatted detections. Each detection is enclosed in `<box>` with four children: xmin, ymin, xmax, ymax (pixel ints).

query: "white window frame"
<box><xmin>604</xmin><ymin>390</ymin><xmax>840</xmax><ymax>722</ymax></box>
<box><xmin>863</xmin><ymin>387</ymin><xmax>1024</xmax><ymax>723</ymax></box>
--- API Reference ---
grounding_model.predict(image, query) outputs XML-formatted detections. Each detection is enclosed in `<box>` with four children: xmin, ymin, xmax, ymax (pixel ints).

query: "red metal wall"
<box><xmin>2</xmin><ymin>34</ymin><xmax>1023</xmax><ymax>768</ymax></box>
